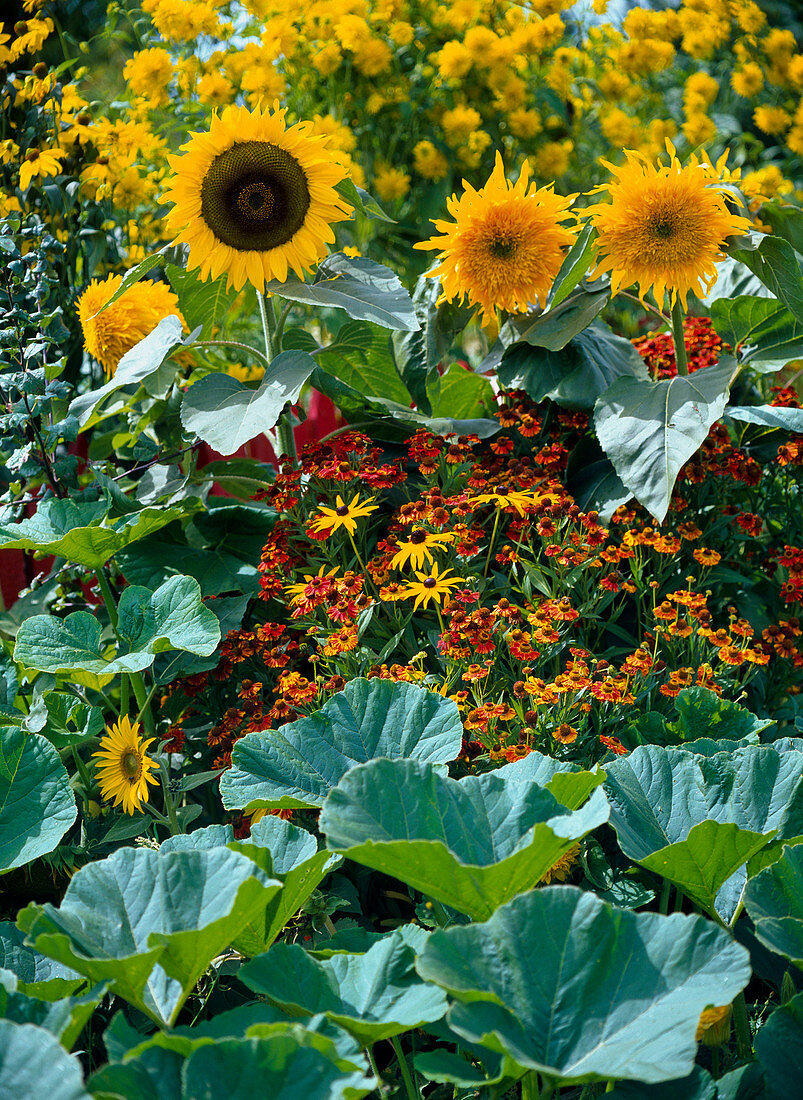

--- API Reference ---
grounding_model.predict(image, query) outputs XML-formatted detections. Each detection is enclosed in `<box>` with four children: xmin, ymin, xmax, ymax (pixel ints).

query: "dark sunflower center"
<box><xmin>335</xmin><ymin>505</ymin><xmax>350</xmax><ymax>516</ymax></box>
<box><xmin>651</xmin><ymin>216</ymin><xmax>677</xmax><ymax>239</ymax></box>
<box><xmin>122</xmin><ymin>752</ymin><xmax>140</xmax><ymax>778</ymax></box>
<box><xmin>489</xmin><ymin>234</ymin><xmax>517</xmax><ymax>259</ymax></box>
<box><xmin>200</xmin><ymin>141</ymin><xmax>311</xmax><ymax>252</ymax></box>
<box><xmin>410</xmin><ymin>529</ymin><xmax>427</xmax><ymax>544</ymax></box>
<box><xmin>423</xmin><ymin>578</ymin><xmax>437</xmax><ymax>589</ymax></box>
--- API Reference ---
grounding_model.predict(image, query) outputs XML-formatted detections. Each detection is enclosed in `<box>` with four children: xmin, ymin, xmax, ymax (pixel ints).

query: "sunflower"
<box><xmin>91</xmin><ymin>716</ymin><xmax>158</xmax><ymax>815</ymax></box>
<box><xmin>414</xmin><ymin>151</ymin><xmax>577</xmax><ymax>322</ymax></box>
<box><xmin>309</xmin><ymin>493</ymin><xmax>378</xmax><ymax>537</ymax></box>
<box><xmin>585</xmin><ymin>143</ymin><xmax>752</xmax><ymax>308</ymax></box>
<box><xmin>163</xmin><ymin>102</ymin><xmax>353</xmax><ymax>292</ymax></box>
<box><xmin>76</xmin><ymin>275</ymin><xmax>182</xmax><ymax>377</ymax></box>
<box><xmin>389</xmin><ymin>527</ymin><xmax>455</xmax><ymax>572</ymax></box>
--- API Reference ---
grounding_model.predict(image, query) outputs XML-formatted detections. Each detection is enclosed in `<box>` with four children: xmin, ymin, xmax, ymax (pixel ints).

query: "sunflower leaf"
<box><xmin>710</xmin><ymin>295</ymin><xmax>803</xmax><ymax>369</ymax></box>
<box><xmin>730</xmin><ymin>234</ymin><xmax>803</xmax><ymax>324</ymax></box>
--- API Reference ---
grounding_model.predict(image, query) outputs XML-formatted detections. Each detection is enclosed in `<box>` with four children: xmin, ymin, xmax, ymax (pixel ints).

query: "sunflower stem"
<box><xmin>671</xmin><ymin>298</ymin><xmax>689</xmax><ymax>376</ymax></box>
<box><xmin>258</xmin><ymin>289</ymin><xmax>298</xmax><ymax>468</ymax></box>
<box><xmin>390</xmin><ymin>1036</ymin><xmax>420</xmax><ymax>1100</ymax></box>
<box><xmin>71</xmin><ymin>746</ymin><xmax>94</xmax><ymax>800</ymax></box>
<box><xmin>129</xmin><ymin>673</ymin><xmax>156</xmax><ymax>739</ymax></box>
<box><xmin>159</xmin><ymin>758</ymin><xmax>181</xmax><ymax>836</ymax></box>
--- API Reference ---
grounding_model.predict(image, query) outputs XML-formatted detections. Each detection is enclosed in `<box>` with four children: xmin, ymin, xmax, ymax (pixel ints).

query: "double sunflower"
<box><xmin>164</xmin><ymin>102</ymin><xmax>353</xmax><ymax>292</ymax></box>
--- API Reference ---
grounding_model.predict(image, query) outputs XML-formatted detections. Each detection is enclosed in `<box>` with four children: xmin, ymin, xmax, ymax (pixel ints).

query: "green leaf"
<box><xmin>180</xmin><ymin>350</ymin><xmax>316</xmax><ymax>455</ymax></box>
<box><xmin>69</xmin><ymin>315</ymin><xmax>184</xmax><ymax>427</ymax></box>
<box><xmin>607</xmin><ymin>1066</ymin><xmax>717</xmax><ymax>1099</ymax></box>
<box><xmin>493</xmin><ymin>750</ymin><xmax>607</xmax><ymax>810</ymax></box>
<box><xmin>730</xmin><ymin>234</ymin><xmax>803</xmax><ymax>323</ymax></box>
<box><xmin>565</xmin><ymin>435</ymin><xmax>633</xmax><ymax>520</ymax></box>
<box><xmin>241</xmin><ymin>929</ymin><xmax>447</xmax><ymax>1045</ymax></box>
<box><xmin>428</xmin><ymin>363</ymin><xmax>496</xmax><ymax>420</ymax></box>
<box><xmin>546</xmin><ymin>223</ymin><xmax>599</xmax><ymax>308</ymax></box>
<box><xmin>230</xmin><ymin>816</ymin><xmax>342</xmax><ymax>956</ymax></box>
<box><xmin>672</xmin><ymin>687</ymin><xmax>775</xmax><ymax>743</ymax></box>
<box><xmin>320</xmin><ymin>758</ymin><xmax>609</xmax><ymax>921</ymax></box>
<box><xmin>415</xmin><ymin>888</ymin><xmax>751</xmax><ymax>1085</ymax></box>
<box><xmin>221</xmin><ymin>679</ymin><xmax>464</xmax><ymax>811</ymax></box>
<box><xmin>336</xmin><ymin>178</ymin><xmax>395</xmax><ymax>223</ymax></box>
<box><xmin>503</xmin><ymin>284</ymin><xmax>610</xmax><ymax>352</ymax></box>
<box><xmin>18</xmin><ymin>847</ymin><xmax>282</xmax><ymax>1027</ymax></box>
<box><xmin>165</xmin><ymin>264</ymin><xmax>232</xmax><ymax>338</ymax></box>
<box><xmin>0</xmin><ymin>979</ymin><xmax>106</xmax><ymax>1050</ymax></box>
<box><xmin>710</xmin><ymin>295</ymin><xmax>803</xmax><ymax>369</ymax></box>
<box><xmin>24</xmin><ymin>691</ymin><xmax>104</xmax><ymax>749</ymax></box>
<box><xmin>638</xmin><ymin>819</ymin><xmax>774</xmax><ymax>919</ymax></box>
<box><xmin>91</xmin><ymin>247</ymin><xmax>171</xmax><ymax>314</ymax></box>
<box><xmin>318</xmin><ymin>322</ymin><xmax>411</xmax><ymax>406</ymax></box>
<box><xmin>700</xmin><ymin>255</ymin><xmax>773</xmax><ymax>305</ymax></box>
<box><xmin>14</xmin><ymin>575</ymin><xmax>220</xmax><ymax>675</ymax></box>
<box><xmin>0</xmin><ymin>728</ymin><xmax>76</xmax><ymax>873</ymax></box>
<box><xmin>726</xmin><ymin>404</ymin><xmax>803</xmax><ymax>433</ymax></box>
<box><xmin>500</xmin><ymin>320</ymin><xmax>648</xmax><ymax>409</ymax></box>
<box><xmin>755</xmin><ymin>993</ymin><xmax>803</xmax><ymax>1100</ymax></box>
<box><xmin>0</xmin><ymin>922</ymin><xmax>83</xmax><ymax>1000</ymax></box>
<box><xmin>0</xmin><ymin>1020</ymin><xmax>92</xmax><ymax>1099</ymax></box>
<box><xmin>604</xmin><ymin>744</ymin><xmax>803</xmax><ymax>922</ymax></box>
<box><xmin>0</xmin><ymin>498</ymin><xmax>197</xmax><ymax>571</ymax></box>
<box><xmin>743</xmin><ymin>844</ymin><xmax>803</xmax><ymax>967</ymax></box>
<box><xmin>89</xmin><ymin>1042</ymin><xmax>184</xmax><ymax>1100</ymax></box>
<box><xmin>594</xmin><ymin>360</ymin><xmax>734</xmax><ymax>522</ymax></box>
<box><xmin>761</xmin><ymin>203</ymin><xmax>803</xmax><ymax>254</ymax></box>
<box><xmin>265</xmin><ymin>254</ymin><xmax>419</xmax><ymax>332</ymax></box>
<box><xmin>180</xmin><ymin>1032</ymin><xmax>375</xmax><ymax>1100</ymax></box>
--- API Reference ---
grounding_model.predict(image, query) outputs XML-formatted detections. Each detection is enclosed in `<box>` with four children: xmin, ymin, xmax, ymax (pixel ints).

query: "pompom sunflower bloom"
<box><xmin>585</xmin><ymin>142</ymin><xmax>752</xmax><ymax>308</ymax></box>
<box><xmin>76</xmin><ymin>274</ymin><xmax>183</xmax><ymax>377</ymax></box>
<box><xmin>91</xmin><ymin>716</ymin><xmax>158</xmax><ymax>815</ymax></box>
<box><xmin>163</xmin><ymin>102</ymin><xmax>353</xmax><ymax>292</ymax></box>
<box><xmin>415</xmin><ymin>151</ymin><xmax>577</xmax><ymax>323</ymax></box>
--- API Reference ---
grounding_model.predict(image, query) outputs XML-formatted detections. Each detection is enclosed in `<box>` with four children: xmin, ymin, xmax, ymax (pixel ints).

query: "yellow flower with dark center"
<box><xmin>402</xmin><ymin>562</ymin><xmax>462</xmax><ymax>611</ymax></box>
<box><xmin>76</xmin><ymin>275</ymin><xmax>183</xmax><ymax>377</ymax></box>
<box><xmin>473</xmin><ymin>486</ymin><xmax>537</xmax><ymax>516</ymax></box>
<box><xmin>415</xmin><ymin>152</ymin><xmax>577</xmax><ymax>323</ymax></box>
<box><xmin>389</xmin><ymin>527</ymin><xmax>455</xmax><ymax>572</ymax></box>
<box><xmin>163</xmin><ymin>102</ymin><xmax>353</xmax><ymax>292</ymax></box>
<box><xmin>586</xmin><ymin>143</ymin><xmax>752</xmax><ymax>308</ymax></box>
<box><xmin>91</xmin><ymin>716</ymin><xmax>158</xmax><ymax>815</ymax></box>
<box><xmin>309</xmin><ymin>493</ymin><xmax>378</xmax><ymax>537</ymax></box>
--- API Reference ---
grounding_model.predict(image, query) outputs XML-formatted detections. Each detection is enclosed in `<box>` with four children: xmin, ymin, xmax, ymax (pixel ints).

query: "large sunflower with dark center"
<box><xmin>164</xmin><ymin>103</ymin><xmax>353</xmax><ymax>292</ymax></box>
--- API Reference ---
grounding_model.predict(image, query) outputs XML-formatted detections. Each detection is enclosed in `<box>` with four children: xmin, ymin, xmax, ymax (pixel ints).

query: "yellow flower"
<box><xmin>413</xmin><ymin>140</ymin><xmax>449</xmax><ymax>181</ymax></box>
<box><xmin>473</xmin><ymin>486</ymin><xmax>537</xmax><ymax>516</ymax></box>
<box><xmin>19</xmin><ymin>147</ymin><xmax>65</xmax><ymax>191</ymax></box>
<box><xmin>696</xmin><ymin>1004</ymin><xmax>732</xmax><ymax>1046</ymax></box>
<box><xmin>753</xmin><ymin>106</ymin><xmax>791</xmax><ymax>135</ymax></box>
<box><xmin>436</xmin><ymin>41</ymin><xmax>473</xmax><ymax>80</ymax></box>
<box><xmin>401</xmin><ymin>562</ymin><xmax>462</xmax><ymax>611</ymax></box>
<box><xmin>730</xmin><ymin>63</ymin><xmax>764</xmax><ymax>97</ymax></box>
<box><xmin>91</xmin><ymin>716</ymin><xmax>158</xmax><ymax>815</ymax></box>
<box><xmin>76</xmin><ymin>275</ymin><xmax>183</xmax><ymax>377</ymax></box>
<box><xmin>586</xmin><ymin>143</ymin><xmax>753</xmax><ymax>308</ymax></box>
<box><xmin>539</xmin><ymin>842</ymin><xmax>581</xmax><ymax>884</ymax></box>
<box><xmin>197</xmin><ymin>71</ymin><xmax>235</xmax><ymax>106</ymax></box>
<box><xmin>163</xmin><ymin>102</ymin><xmax>353</xmax><ymax>292</ymax></box>
<box><xmin>123</xmin><ymin>48</ymin><xmax>174</xmax><ymax>106</ymax></box>
<box><xmin>415</xmin><ymin>152</ymin><xmax>577</xmax><ymax>323</ymax></box>
<box><xmin>373</xmin><ymin>163</ymin><xmax>410</xmax><ymax>202</ymax></box>
<box><xmin>309</xmin><ymin>493</ymin><xmax>378</xmax><ymax>537</ymax></box>
<box><xmin>353</xmin><ymin>37</ymin><xmax>392</xmax><ymax>76</ymax></box>
<box><xmin>389</xmin><ymin>527</ymin><xmax>455</xmax><ymax>572</ymax></box>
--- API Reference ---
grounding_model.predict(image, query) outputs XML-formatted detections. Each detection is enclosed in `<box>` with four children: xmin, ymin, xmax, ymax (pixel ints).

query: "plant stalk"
<box><xmin>257</xmin><ymin>289</ymin><xmax>298</xmax><ymax>467</ymax></box>
<box><xmin>160</xmin><ymin>759</ymin><xmax>181</xmax><ymax>836</ymax></box>
<box><xmin>671</xmin><ymin>298</ymin><xmax>689</xmax><ymax>376</ymax></box>
<box><xmin>390</xmin><ymin>1036</ymin><xmax>421</xmax><ymax>1100</ymax></box>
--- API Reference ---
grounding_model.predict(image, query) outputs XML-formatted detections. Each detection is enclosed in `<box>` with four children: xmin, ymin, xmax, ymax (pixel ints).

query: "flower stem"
<box><xmin>160</xmin><ymin>759</ymin><xmax>181</xmax><ymax>836</ymax></box>
<box><xmin>483</xmin><ymin>509</ymin><xmax>502</xmax><ymax>579</ymax></box>
<box><xmin>258</xmin><ymin>289</ymin><xmax>298</xmax><ymax>468</ymax></box>
<box><xmin>390</xmin><ymin>1036</ymin><xmax>420</xmax><ymax>1100</ymax></box>
<box><xmin>671</xmin><ymin>298</ymin><xmax>689</xmax><ymax>376</ymax></box>
<box><xmin>71</xmin><ymin>745</ymin><xmax>94</xmax><ymax>798</ymax></box>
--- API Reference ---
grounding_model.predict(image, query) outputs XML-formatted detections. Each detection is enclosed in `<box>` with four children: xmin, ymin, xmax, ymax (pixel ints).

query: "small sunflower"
<box><xmin>586</xmin><ymin>142</ymin><xmax>752</xmax><ymax>308</ymax></box>
<box><xmin>414</xmin><ymin>151</ymin><xmax>577</xmax><ymax>322</ymax></box>
<box><xmin>163</xmin><ymin>102</ymin><xmax>353</xmax><ymax>292</ymax></box>
<box><xmin>91</xmin><ymin>716</ymin><xmax>158</xmax><ymax>815</ymax></box>
<box><xmin>309</xmin><ymin>493</ymin><xmax>379</xmax><ymax>537</ymax></box>
<box><xmin>401</xmin><ymin>562</ymin><xmax>462</xmax><ymax>611</ymax></box>
<box><xmin>76</xmin><ymin>275</ymin><xmax>182</xmax><ymax>377</ymax></box>
<box><xmin>389</xmin><ymin>527</ymin><xmax>455</xmax><ymax>572</ymax></box>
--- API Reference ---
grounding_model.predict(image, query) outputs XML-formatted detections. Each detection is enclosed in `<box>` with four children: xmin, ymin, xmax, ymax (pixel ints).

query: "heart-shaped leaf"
<box><xmin>493</xmin><ymin>750</ymin><xmax>607</xmax><ymax>810</ymax></box>
<box><xmin>604</xmin><ymin>744</ymin><xmax>803</xmax><ymax>923</ymax></box>
<box><xmin>320</xmin><ymin>757</ymin><xmax>609</xmax><ymax>921</ymax></box>
<box><xmin>743</xmin><ymin>844</ymin><xmax>803</xmax><ymax>968</ymax></box>
<box><xmin>14</xmin><ymin>575</ymin><xmax>220</xmax><ymax>676</ymax></box>
<box><xmin>0</xmin><ymin>978</ymin><xmax>106</xmax><ymax>1050</ymax></box>
<box><xmin>0</xmin><ymin>728</ymin><xmax>76</xmax><ymax>873</ymax></box>
<box><xmin>0</xmin><ymin>922</ymin><xmax>83</xmax><ymax>1000</ymax></box>
<box><xmin>18</xmin><ymin>847</ymin><xmax>281</xmax><ymax>1026</ymax></box>
<box><xmin>729</xmin><ymin>234</ymin><xmax>803</xmax><ymax>323</ymax></box>
<box><xmin>755</xmin><ymin>993</ymin><xmax>803</xmax><ymax>1100</ymax></box>
<box><xmin>0</xmin><ymin>1020</ymin><xmax>92</xmax><ymax>1100</ymax></box>
<box><xmin>710</xmin><ymin>295</ymin><xmax>803</xmax><ymax>369</ymax></box>
<box><xmin>221</xmin><ymin>678</ymin><xmax>464</xmax><ymax>811</ymax></box>
<box><xmin>594</xmin><ymin>360</ymin><xmax>734</xmax><ymax>521</ymax></box>
<box><xmin>180</xmin><ymin>351</ymin><xmax>316</xmax><ymax>455</ymax></box>
<box><xmin>241</xmin><ymin>928</ymin><xmax>448</xmax><ymax>1045</ymax></box>
<box><xmin>416</xmin><ymin>887</ymin><xmax>751</xmax><ymax>1085</ymax></box>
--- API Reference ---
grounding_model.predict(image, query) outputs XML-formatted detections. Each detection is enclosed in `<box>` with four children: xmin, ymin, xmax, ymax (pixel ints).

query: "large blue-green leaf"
<box><xmin>0</xmin><ymin>728</ymin><xmax>76</xmax><ymax>873</ymax></box>
<box><xmin>240</xmin><ymin>928</ymin><xmax>447</xmax><ymax>1045</ymax></box>
<box><xmin>17</xmin><ymin>847</ymin><xmax>281</xmax><ymax>1027</ymax></box>
<box><xmin>755</xmin><ymin>993</ymin><xmax>803</xmax><ymax>1100</ymax></box>
<box><xmin>14</xmin><ymin>575</ymin><xmax>220</xmax><ymax>675</ymax></box>
<box><xmin>0</xmin><ymin>923</ymin><xmax>83</xmax><ymax>1000</ymax></box>
<box><xmin>320</xmin><ymin>757</ymin><xmax>609</xmax><ymax>921</ymax></box>
<box><xmin>415</xmin><ymin>887</ymin><xmax>751</xmax><ymax>1086</ymax></box>
<box><xmin>0</xmin><ymin>1020</ymin><xmax>92</xmax><ymax>1100</ymax></box>
<box><xmin>594</xmin><ymin>360</ymin><xmax>734</xmax><ymax>521</ymax></box>
<box><xmin>604</xmin><ymin>744</ymin><xmax>803</xmax><ymax>922</ymax></box>
<box><xmin>729</xmin><ymin>234</ymin><xmax>803</xmax><ymax>323</ymax></box>
<box><xmin>726</xmin><ymin>404</ymin><xmax>803</xmax><ymax>433</ymax></box>
<box><xmin>180</xmin><ymin>350</ymin><xmax>316</xmax><ymax>454</ymax></box>
<box><xmin>0</xmin><ymin>498</ymin><xmax>195</xmax><ymax>571</ymax></box>
<box><xmin>266</xmin><ymin>254</ymin><xmax>419</xmax><ymax>332</ymax></box>
<box><xmin>23</xmin><ymin>691</ymin><xmax>104</xmax><ymax>750</ymax></box>
<box><xmin>492</xmin><ymin>750</ymin><xmax>606</xmax><ymax>810</ymax></box>
<box><xmin>0</xmin><ymin>977</ymin><xmax>105</xmax><ymax>1050</ymax></box>
<box><xmin>743</xmin><ymin>844</ymin><xmax>803</xmax><ymax>967</ymax></box>
<box><xmin>165</xmin><ymin>264</ymin><xmax>232</xmax><ymax>338</ymax></box>
<box><xmin>499</xmin><ymin>320</ymin><xmax>648</xmax><ymax>410</ymax></box>
<box><xmin>220</xmin><ymin>679</ymin><xmax>463</xmax><ymax>811</ymax></box>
